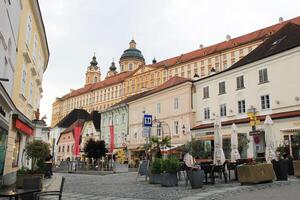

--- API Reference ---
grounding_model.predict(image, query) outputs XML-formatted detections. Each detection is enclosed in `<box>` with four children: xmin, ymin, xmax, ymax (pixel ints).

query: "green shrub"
<box><xmin>151</xmin><ymin>158</ymin><xmax>162</xmax><ymax>174</ymax></box>
<box><xmin>161</xmin><ymin>157</ymin><xmax>180</xmax><ymax>174</ymax></box>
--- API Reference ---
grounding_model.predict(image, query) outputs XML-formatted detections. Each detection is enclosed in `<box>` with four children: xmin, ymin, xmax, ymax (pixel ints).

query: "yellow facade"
<box><xmin>4</xmin><ymin>0</ymin><xmax>49</xmax><ymax>183</ymax></box>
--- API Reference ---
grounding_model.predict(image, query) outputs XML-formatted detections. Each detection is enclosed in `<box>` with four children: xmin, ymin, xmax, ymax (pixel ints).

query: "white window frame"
<box><xmin>157</xmin><ymin>103</ymin><xmax>161</xmax><ymax>114</ymax></box>
<box><xmin>236</xmin><ymin>75</ymin><xmax>245</xmax><ymax>89</ymax></box>
<box><xmin>259</xmin><ymin>68</ymin><xmax>269</xmax><ymax>84</ymax></box>
<box><xmin>220</xmin><ymin>104</ymin><xmax>227</xmax><ymax>117</ymax></box>
<box><xmin>203</xmin><ymin>86</ymin><xmax>209</xmax><ymax>99</ymax></box>
<box><xmin>25</xmin><ymin>15</ymin><xmax>32</xmax><ymax>48</ymax></box>
<box><xmin>174</xmin><ymin>121</ymin><xmax>179</xmax><ymax>135</ymax></box>
<box><xmin>174</xmin><ymin>97</ymin><xmax>179</xmax><ymax>110</ymax></box>
<box><xmin>261</xmin><ymin>94</ymin><xmax>270</xmax><ymax>110</ymax></box>
<box><xmin>204</xmin><ymin>107</ymin><xmax>210</xmax><ymax>120</ymax></box>
<box><xmin>21</xmin><ymin>64</ymin><xmax>27</xmax><ymax>96</ymax></box>
<box><xmin>238</xmin><ymin>100</ymin><xmax>246</xmax><ymax>114</ymax></box>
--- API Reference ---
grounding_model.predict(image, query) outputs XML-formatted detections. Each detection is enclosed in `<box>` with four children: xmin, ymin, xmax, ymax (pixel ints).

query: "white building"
<box><xmin>127</xmin><ymin>77</ymin><xmax>195</xmax><ymax>161</ymax></box>
<box><xmin>191</xmin><ymin>23</ymin><xmax>300</xmax><ymax>160</ymax></box>
<box><xmin>0</xmin><ymin>0</ymin><xmax>21</xmax><ymax>184</ymax></box>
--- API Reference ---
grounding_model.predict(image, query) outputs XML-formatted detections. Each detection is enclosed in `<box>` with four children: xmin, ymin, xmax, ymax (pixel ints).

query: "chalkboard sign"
<box><xmin>136</xmin><ymin>160</ymin><xmax>149</xmax><ymax>181</ymax></box>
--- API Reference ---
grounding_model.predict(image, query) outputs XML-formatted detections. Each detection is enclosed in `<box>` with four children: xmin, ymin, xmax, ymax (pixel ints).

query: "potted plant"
<box><xmin>160</xmin><ymin>157</ymin><xmax>180</xmax><ymax>187</ymax></box>
<box><xmin>183</xmin><ymin>140</ymin><xmax>205</xmax><ymax>189</ymax></box>
<box><xmin>272</xmin><ymin>144</ymin><xmax>289</xmax><ymax>181</ymax></box>
<box><xmin>17</xmin><ymin>140</ymin><xmax>50</xmax><ymax>188</ymax></box>
<box><xmin>292</xmin><ymin>132</ymin><xmax>300</xmax><ymax>177</ymax></box>
<box><xmin>149</xmin><ymin>158</ymin><xmax>162</xmax><ymax>184</ymax></box>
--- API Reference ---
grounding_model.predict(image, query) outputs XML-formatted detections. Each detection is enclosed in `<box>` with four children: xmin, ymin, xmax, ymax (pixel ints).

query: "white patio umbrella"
<box><xmin>264</xmin><ymin>115</ymin><xmax>276</xmax><ymax>163</ymax></box>
<box><xmin>213</xmin><ymin>117</ymin><xmax>226</xmax><ymax>165</ymax></box>
<box><xmin>231</xmin><ymin>123</ymin><xmax>241</xmax><ymax>162</ymax></box>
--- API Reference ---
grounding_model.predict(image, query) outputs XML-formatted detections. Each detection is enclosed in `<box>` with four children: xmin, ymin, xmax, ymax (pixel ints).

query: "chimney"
<box><xmin>226</xmin><ymin>35</ymin><xmax>231</xmax><ymax>41</ymax></box>
<box><xmin>210</xmin><ymin>67</ymin><xmax>217</xmax><ymax>75</ymax></box>
<box><xmin>70</xmin><ymin>89</ymin><xmax>74</xmax><ymax>93</ymax></box>
<box><xmin>199</xmin><ymin>44</ymin><xmax>204</xmax><ymax>49</ymax></box>
<box><xmin>279</xmin><ymin>17</ymin><xmax>284</xmax><ymax>23</ymax></box>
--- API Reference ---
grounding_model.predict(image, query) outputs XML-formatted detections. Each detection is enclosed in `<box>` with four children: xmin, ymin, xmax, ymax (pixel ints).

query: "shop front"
<box><xmin>0</xmin><ymin>83</ymin><xmax>15</xmax><ymax>184</ymax></box>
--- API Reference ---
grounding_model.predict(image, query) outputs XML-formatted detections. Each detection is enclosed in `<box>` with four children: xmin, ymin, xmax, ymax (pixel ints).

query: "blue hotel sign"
<box><xmin>143</xmin><ymin>115</ymin><xmax>152</xmax><ymax>127</ymax></box>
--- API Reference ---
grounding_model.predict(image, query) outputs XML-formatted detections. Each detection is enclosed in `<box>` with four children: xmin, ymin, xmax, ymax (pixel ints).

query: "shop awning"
<box><xmin>15</xmin><ymin>118</ymin><xmax>33</xmax><ymax>136</ymax></box>
<box><xmin>194</xmin><ymin>134</ymin><xmax>231</xmax><ymax>141</ymax></box>
<box><xmin>161</xmin><ymin>144</ymin><xmax>184</xmax><ymax>152</ymax></box>
<box><xmin>280</xmin><ymin>127</ymin><xmax>300</xmax><ymax>133</ymax></box>
<box><xmin>127</xmin><ymin>145</ymin><xmax>145</xmax><ymax>151</ymax></box>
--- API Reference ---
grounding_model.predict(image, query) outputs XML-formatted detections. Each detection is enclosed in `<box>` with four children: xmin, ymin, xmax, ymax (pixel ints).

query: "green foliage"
<box><xmin>84</xmin><ymin>139</ymin><xmax>108</xmax><ymax>160</ymax></box>
<box><xmin>276</xmin><ymin>144</ymin><xmax>287</xmax><ymax>156</ymax></box>
<box><xmin>184</xmin><ymin>139</ymin><xmax>211</xmax><ymax>159</ymax></box>
<box><xmin>238</xmin><ymin>134</ymin><xmax>250</xmax><ymax>153</ymax></box>
<box><xmin>25</xmin><ymin>140</ymin><xmax>50</xmax><ymax>170</ymax></box>
<box><xmin>151</xmin><ymin>158</ymin><xmax>162</xmax><ymax>174</ymax></box>
<box><xmin>293</xmin><ymin>132</ymin><xmax>300</xmax><ymax>147</ymax></box>
<box><xmin>161</xmin><ymin>157</ymin><xmax>180</xmax><ymax>174</ymax></box>
<box><xmin>148</xmin><ymin>136</ymin><xmax>171</xmax><ymax>159</ymax></box>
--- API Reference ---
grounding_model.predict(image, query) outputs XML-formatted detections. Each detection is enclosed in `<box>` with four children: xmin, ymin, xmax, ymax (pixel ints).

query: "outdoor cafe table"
<box><xmin>0</xmin><ymin>188</ymin><xmax>40</xmax><ymax>200</ymax></box>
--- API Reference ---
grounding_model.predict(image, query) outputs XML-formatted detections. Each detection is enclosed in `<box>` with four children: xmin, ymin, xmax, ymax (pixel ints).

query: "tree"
<box><xmin>25</xmin><ymin>140</ymin><xmax>50</xmax><ymax>171</ymax></box>
<box><xmin>183</xmin><ymin>139</ymin><xmax>211</xmax><ymax>159</ymax></box>
<box><xmin>83</xmin><ymin>139</ymin><xmax>107</xmax><ymax>161</ymax></box>
<box><xmin>148</xmin><ymin>136</ymin><xmax>171</xmax><ymax>159</ymax></box>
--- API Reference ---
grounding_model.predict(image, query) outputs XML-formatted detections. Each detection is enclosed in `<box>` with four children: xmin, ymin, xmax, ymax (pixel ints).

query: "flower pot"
<box><xmin>237</xmin><ymin>163</ymin><xmax>276</xmax><ymax>184</ymax></box>
<box><xmin>293</xmin><ymin>160</ymin><xmax>300</xmax><ymax>177</ymax></box>
<box><xmin>188</xmin><ymin>170</ymin><xmax>204</xmax><ymax>189</ymax></box>
<box><xmin>149</xmin><ymin>173</ymin><xmax>161</xmax><ymax>184</ymax></box>
<box><xmin>161</xmin><ymin>173</ymin><xmax>178</xmax><ymax>187</ymax></box>
<box><xmin>16</xmin><ymin>174</ymin><xmax>44</xmax><ymax>189</ymax></box>
<box><xmin>272</xmin><ymin>159</ymin><xmax>288</xmax><ymax>181</ymax></box>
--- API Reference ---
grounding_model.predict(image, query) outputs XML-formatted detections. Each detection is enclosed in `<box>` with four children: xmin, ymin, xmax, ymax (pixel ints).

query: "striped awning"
<box><xmin>280</xmin><ymin>127</ymin><xmax>300</xmax><ymax>133</ymax></box>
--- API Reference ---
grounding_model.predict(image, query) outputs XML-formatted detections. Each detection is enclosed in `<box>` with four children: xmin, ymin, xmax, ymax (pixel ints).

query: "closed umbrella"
<box><xmin>264</xmin><ymin>115</ymin><xmax>276</xmax><ymax>163</ymax></box>
<box><xmin>231</xmin><ymin>124</ymin><xmax>241</xmax><ymax>162</ymax></box>
<box><xmin>214</xmin><ymin>117</ymin><xmax>226</xmax><ymax>165</ymax></box>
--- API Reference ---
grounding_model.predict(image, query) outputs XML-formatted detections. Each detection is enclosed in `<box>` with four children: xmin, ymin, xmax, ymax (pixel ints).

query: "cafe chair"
<box><xmin>21</xmin><ymin>177</ymin><xmax>42</xmax><ymax>200</ymax></box>
<box><xmin>34</xmin><ymin>177</ymin><xmax>65</xmax><ymax>200</ymax></box>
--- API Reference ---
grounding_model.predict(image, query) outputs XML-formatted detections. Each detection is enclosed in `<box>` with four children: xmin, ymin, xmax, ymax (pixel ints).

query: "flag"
<box><xmin>74</xmin><ymin>125</ymin><xmax>82</xmax><ymax>157</ymax></box>
<box><xmin>109</xmin><ymin>125</ymin><xmax>114</xmax><ymax>153</ymax></box>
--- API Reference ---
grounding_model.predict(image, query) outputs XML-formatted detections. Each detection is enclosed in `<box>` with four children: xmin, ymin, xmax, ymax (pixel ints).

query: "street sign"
<box><xmin>143</xmin><ymin>114</ymin><xmax>152</xmax><ymax>127</ymax></box>
<box><xmin>143</xmin><ymin>126</ymin><xmax>151</xmax><ymax>137</ymax></box>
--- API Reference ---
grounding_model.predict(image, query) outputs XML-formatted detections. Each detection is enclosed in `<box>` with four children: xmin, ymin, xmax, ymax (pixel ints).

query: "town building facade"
<box><xmin>51</xmin><ymin>16</ymin><xmax>300</xmax><ymax>130</ymax></box>
<box><xmin>100</xmin><ymin>104</ymin><xmax>129</xmax><ymax>151</ymax></box>
<box><xmin>2</xmin><ymin>0</ymin><xmax>49</xmax><ymax>185</ymax></box>
<box><xmin>191</xmin><ymin>23</ymin><xmax>300</xmax><ymax>160</ymax></box>
<box><xmin>0</xmin><ymin>0</ymin><xmax>21</xmax><ymax>184</ymax></box>
<box><xmin>127</xmin><ymin>77</ymin><xmax>194</xmax><ymax>161</ymax></box>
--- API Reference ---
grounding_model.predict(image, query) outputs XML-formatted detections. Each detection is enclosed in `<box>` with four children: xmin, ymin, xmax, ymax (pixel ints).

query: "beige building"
<box><xmin>127</xmin><ymin>77</ymin><xmax>194</xmax><ymax>160</ymax></box>
<box><xmin>51</xmin><ymin>16</ymin><xmax>300</xmax><ymax>130</ymax></box>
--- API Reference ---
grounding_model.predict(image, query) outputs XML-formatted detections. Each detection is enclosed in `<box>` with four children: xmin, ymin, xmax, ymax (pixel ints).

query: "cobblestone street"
<box><xmin>43</xmin><ymin>172</ymin><xmax>300</xmax><ymax>200</ymax></box>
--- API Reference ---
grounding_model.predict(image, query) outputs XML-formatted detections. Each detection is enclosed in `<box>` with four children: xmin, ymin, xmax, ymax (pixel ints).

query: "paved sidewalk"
<box><xmin>44</xmin><ymin>173</ymin><xmax>300</xmax><ymax>200</ymax></box>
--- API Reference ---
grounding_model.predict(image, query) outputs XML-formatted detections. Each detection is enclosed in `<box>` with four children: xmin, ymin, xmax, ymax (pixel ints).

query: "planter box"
<box><xmin>188</xmin><ymin>170</ymin><xmax>204</xmax><ymax>189</ymax></box>
<box><xmin>161</xmin><ymin>173</ymin><xmax>178</xmax><ymax>187</ymax></box>
<box><xmin>149</xmin><ymin>173</ymin><xmax>161</xmax><ymax>184</ymax></box>
<box><xmin>293</xmin><ymin>160</ymin><xmax>300</xmax><ymax>177</ymax></box>
<box><xmin>237</xmin><ymin>163</ymin><xmax>275</xmax><ymax>184</ymax></box>
<box><xmin>272</xmin><ymin>159</ymin><xmax>288</xmax><ymax>181</ymax></box>
<box><xmin>16</xmin><ymin>174</ymin><xmax>44</xmax><ymax>189</ymax></box>
<box><xmin>128</xmin><ymin>168</ymin><xmax>138</xmax><ymax>172</ymax></box>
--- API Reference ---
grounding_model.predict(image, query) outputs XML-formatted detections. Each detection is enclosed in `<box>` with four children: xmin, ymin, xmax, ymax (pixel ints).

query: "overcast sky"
<box><xmin>38</xmin><ymin>0</ymin><xmax>299</xmax><ymax>125</ymax></box>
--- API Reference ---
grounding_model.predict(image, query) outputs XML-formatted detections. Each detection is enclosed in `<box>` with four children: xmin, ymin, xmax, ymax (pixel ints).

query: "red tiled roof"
<box><xmin>121</xmin><ymin>76</ymin><xmax>191</xmax><ymax>105</ymax></box>
<box><xmin>61</xmin><ymin>71</ymin><xmax>134</xmax><ymax>100</ymax></box>
<box><xmin>149</xmin><ymin>16</ymin><xmax>300</xmax><ymax>69</ymax></box>
<box><xmin>191</xmin><ymin>110</ymin><xmax>300</xmax><ymax>130</ymax></box>
<box><xmin>147</xmin><ymin>76</ymin><xmax>191</xmax><ymax>96</ymax></box>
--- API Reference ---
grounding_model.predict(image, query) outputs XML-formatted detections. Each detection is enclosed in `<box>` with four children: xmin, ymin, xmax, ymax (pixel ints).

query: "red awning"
<box><xmin>15</xmin><ymin>119</ymin><xmax>33</xmax><ymax>136</ymax></box>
